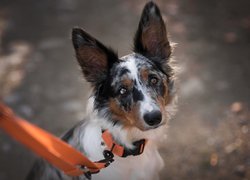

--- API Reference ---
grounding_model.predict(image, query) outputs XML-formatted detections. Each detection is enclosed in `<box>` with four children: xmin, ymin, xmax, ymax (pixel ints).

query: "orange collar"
<box><xmin>102</xmin><ymin>130</ymin><xmax>147</xmax><ymax>158</ymax></box>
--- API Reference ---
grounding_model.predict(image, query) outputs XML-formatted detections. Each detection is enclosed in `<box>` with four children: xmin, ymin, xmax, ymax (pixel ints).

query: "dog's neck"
<box><xmin>87</xmin><ymin>113</ymin><xmax>137</xmax><ymax>149</ymax></box>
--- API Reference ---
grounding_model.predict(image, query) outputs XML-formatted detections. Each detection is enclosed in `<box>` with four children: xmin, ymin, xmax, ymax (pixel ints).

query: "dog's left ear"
<box><xmin>72</xmin><ymin>28</ymin><xmax>118</xmax><ymax>85</ymax></box>
<box><xmin>134</xmin><ymin>2</ymin><xmax>171</xmax><ymax>64</ymax></box>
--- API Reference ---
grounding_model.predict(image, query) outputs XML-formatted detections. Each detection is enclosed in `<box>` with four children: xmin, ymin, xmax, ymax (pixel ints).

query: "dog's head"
<box><xmin>72</xmin><ymin>2</ymin><xmax>175</xmax><ymax>131</ymax></box>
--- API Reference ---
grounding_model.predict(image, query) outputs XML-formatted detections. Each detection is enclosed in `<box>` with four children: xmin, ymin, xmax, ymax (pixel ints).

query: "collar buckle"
<box><xmin>122</xmin><ymin>139</ymin><xmax>146</xmax><ymax>157</ymax></box>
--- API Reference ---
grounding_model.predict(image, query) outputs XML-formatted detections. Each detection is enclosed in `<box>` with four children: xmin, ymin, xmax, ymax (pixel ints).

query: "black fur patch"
<box><xmin>133</xmin><ymin>87</ymin><xmax>144</xmax><ymax>102</ymax></box>
<box><xmin>119</xmin><ymin>68</ymin><xmax>130</xmax><ymax>77</ymax></box>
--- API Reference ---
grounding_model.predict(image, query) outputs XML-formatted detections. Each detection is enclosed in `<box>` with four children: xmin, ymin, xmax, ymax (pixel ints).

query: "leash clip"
<box><xmin>80</xmin><ymin>148</ymin><xmax>115</xmax><ymax>179</ymax></box>
<box><xmin>78</xmin><ymin>165</ymin><xmax>92</xmax><ymax>179</ymax></box>
<box><xmin>97</xmin><ymin>150</ymin><xmax>114</xmax><ymax>167</ymax></box>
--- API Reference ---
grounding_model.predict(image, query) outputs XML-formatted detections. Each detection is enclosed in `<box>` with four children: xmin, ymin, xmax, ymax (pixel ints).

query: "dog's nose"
<box><xmin>143</xmin><ymin>111</ymin><xmax>162</xmax><ymax>126</ymax></box>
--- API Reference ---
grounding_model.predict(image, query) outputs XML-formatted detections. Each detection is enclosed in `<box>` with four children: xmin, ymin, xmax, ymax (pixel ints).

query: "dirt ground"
<box><xmin>0</xmin><ymin>0</ymin><xmax>249</xmax><ymax>180</ymax></box>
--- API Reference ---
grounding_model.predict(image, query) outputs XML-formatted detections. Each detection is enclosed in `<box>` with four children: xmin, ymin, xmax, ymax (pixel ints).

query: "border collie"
<box><xmin>27</xmin><ymin>1</ymin><xmax>177</xmax><ymax>180</ymax></box>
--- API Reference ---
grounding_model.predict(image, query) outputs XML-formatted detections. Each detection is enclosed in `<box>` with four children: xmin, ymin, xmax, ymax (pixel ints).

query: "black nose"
<box><xmin>143</xmin><ymin>111</ymin><xmax>162</xmax><ymax>126</ymax></box>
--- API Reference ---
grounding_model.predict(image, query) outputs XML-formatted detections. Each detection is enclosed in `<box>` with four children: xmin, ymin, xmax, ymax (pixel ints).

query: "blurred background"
<box><xmin>0</xmin><ymin>0</ymin><xmax>250</xmax><ymax>179</ymax></box>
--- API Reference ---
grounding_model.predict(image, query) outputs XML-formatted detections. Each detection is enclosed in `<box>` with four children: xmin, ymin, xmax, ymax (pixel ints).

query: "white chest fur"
<box><xmin>79</xmin><ymin>123</ymin><xmax>165</xmax><ymax>180</ymax></box>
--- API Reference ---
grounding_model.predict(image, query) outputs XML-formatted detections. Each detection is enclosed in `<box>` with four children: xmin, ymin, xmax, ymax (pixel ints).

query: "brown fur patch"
<box><xmin>108</xmin><ymin>98</ymin><xmax>145</xmax><ymax>130</ymax></box>
<box><xmin>155</xmin><ymin>79</ymin><xmax>170</xmax><ymax>121</ymax></box>
<box><xmin>140</xmin><ymin>68</ymin><xmax>149</xmax><ymax>82</ymax></box>
<box><xmin>162</xmin><ymin>79</ymin><xmax>170</xmax><ymax>105</ymax></box>
<box><xmin>121</xmin><ymin>78</ymin><xmax>133</xmax><ymax>89</ymax></box>
<box><xmin>156</xmin><ymin>79</ymin><xmax>170</xmax><ymax>121</ymax></box>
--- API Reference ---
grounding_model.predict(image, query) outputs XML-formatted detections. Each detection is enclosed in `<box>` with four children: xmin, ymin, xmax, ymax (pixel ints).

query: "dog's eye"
<box><xmin>119</xmin><ymin>87</ymin><xmax>128</xmax><ymax>96</ymax></box>
<box><xmin>149</xmin><ymin>77</ymin><xmax>158</xmax><ymax>85</ymax></box>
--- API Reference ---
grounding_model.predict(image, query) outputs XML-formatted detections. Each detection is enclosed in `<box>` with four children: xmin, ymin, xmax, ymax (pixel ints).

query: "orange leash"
<box><xmin>0</xmin><ymin>103</ymin><xmax>107</xmax><ymax>177</ymax></box>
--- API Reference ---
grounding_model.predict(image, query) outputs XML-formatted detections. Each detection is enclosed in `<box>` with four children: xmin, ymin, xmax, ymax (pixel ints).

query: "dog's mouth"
<box><xmin>138</xmin><ymin>121</ymin><xmax>166</xmax><ymax>131</ymax></box>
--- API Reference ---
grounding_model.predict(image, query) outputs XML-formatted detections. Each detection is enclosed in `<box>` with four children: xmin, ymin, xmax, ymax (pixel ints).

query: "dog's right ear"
<box><xmin>72</xmin><ymin>28</ymin><xmax>118</xmax><ymax>84</ymax></box>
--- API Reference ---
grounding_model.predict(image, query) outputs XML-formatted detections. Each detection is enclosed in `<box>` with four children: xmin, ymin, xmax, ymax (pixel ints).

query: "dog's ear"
<box><xmin>72</xmin><ymin>28</ymin><xmax>118</xmax><ymax>84</ymax></box>
<box><xmin>134</xmin><ymin>2</ymin><xmax>171</xmax><ymax>64</ymax></box>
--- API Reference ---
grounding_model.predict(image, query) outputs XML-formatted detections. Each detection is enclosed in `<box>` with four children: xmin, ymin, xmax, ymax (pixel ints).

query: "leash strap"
<box><xmin>0</xmin><ymin>103</ymin><xmax>107</xmax><ymax>177</ymax></box>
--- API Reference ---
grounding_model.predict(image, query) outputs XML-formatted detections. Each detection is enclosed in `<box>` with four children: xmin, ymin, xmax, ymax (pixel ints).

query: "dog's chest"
<box><xmin>78</xmin><ymin>125</ymin><xmax>164</xmax><ymax>180</ymax></box>
<box><xmin>92</xmin><ymin>145</ymin><xmax>164</xmax><ymax>180</ymax></box>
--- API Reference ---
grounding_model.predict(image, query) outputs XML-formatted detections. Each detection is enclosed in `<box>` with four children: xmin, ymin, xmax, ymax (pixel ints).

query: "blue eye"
<box><xmin>119</xmin><ymin>87</ymin><xmax>127</xmax><ymax>95</ymax></box>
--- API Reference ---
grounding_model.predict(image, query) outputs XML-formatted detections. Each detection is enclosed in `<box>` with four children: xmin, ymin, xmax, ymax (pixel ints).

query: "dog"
<box><xmin>26</xmin><ymin>1</ymin><xmax>177</xmax><ymax>180</ymax></box>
